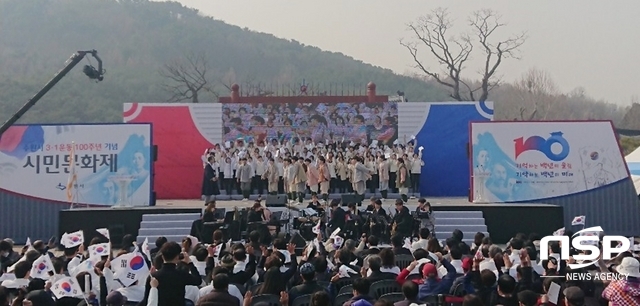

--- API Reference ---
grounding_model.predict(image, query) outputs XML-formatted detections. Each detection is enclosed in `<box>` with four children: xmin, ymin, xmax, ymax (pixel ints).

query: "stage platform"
<box><xmin>58</xmin><ymin>198</ymin><xmax>563</xmax><ymax>246</ymax></box>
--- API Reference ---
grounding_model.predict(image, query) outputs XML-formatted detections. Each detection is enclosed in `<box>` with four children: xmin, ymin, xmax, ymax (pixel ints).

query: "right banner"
<box><xmin>470</xmin><ymin>121</ymin><xmax>629</xmax><ymax>203</ymax></box>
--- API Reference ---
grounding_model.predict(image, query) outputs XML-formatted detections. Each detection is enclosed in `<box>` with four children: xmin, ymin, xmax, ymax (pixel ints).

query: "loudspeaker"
<box><xmin>266</xmin><ymin>194</ymin><xmax>287</xmax><ymax>207</ymax></box>
<box><xmin>341</xmin><ymin>194</ymin><xmax>360</xmax><ymax>206</ymax></box>
<box><xmin>150</xmin><ymin>191</ymin><xmax>156</xmax><ymax>206</ymax></box>
<box><xmin>153</xmin><ymin>145</ymin><xmax>158</xmax><ymax>162</ymax></box>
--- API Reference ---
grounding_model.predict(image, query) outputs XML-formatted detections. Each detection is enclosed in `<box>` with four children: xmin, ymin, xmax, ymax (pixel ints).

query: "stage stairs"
<box><xmin>432</xmin><ymin>211</ymin><xmax>488</xmax><ymax>244</ymax></box>
<box><xmin>135</xmin><ymin>210</ymin><xmax>489</xmax><ymax>246</ymax></box>
<box><xmin>137</xmin><ymin>213</ymin><xmax>200</xmax><ymax>244</ymax></box>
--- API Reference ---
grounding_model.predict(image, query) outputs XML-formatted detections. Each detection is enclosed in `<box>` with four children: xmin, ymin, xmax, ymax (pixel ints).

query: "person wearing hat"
<box><xmin>287</xmin><ymin>263</ymin><xmax>326</xmax><ymax>305</ymax></box>
<box><xmin>602</xmin><ymin>257</ymin><xmax>640</xmax><ymax>305</ymax></box>
<box><xmin>564</xmin><ymin>286</ymin><xmax>586</xmax><ymax>306</ymax></box>
<box><xmin>398</xmin><ymin>252</ymin><xmax>457</xmax><ymax>300</ymax></box>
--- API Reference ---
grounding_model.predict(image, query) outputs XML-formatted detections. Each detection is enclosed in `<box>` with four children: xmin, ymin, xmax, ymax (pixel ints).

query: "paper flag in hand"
<box><xmin>225</xmin><ymin>141</ymin><xmax>231</xmax><ymax>149</ymax></box>
<box><xmin>312</xmin><ymin>220</ymin><xmax>322</xmax><ymax>234</ymax></box>
<box><xmin>61</xmin><ymin>230</ymin><xmax>84</xmax><ymax>248</ymax></box>
<box><xmin>418</xmin><ymin>146</ymin><xmax>424</xmax><ymax>151</ymax></box>
<box><xmin>278</xmin><ymin>250</ymin><xmax>292</xmax><ymax>264</ymax></box>
<box><xmin>112</xmin><ymin>252</ymin><xmax>150</xmax><ymax>287</ymax></box>
<box><xmin>333</xmin><ymin>236</ymin><xmax>345</xmax><ymax>249</ymax></box>
<box><xmin>393</xmin><ymin>139</ymin><xmax>399</xmax><ymax>145</ymax></box>
<box><xmin>411</xmin><ymin>135</ymin><xmax>416</xmax><ymax>140</ymax></box>
<box><xmin>88</xmin><ymin>243</ymin><xmax>111</xmax><ymax>260</ymax></box>
<box><xmin>96</xmin><ymin>228</ymin><xmax>110</xmax><ymax>240</ymax></box>
<box><xmin>330</xmin><ymin>228</ymin><xmax>341</xmax><ymax>238</ymax></box>
<box><xmin>338</xmin><ymin>265</ymin><xmax>356</xmax><ymax>278</ymax></box>
<box><xmin>553</xmin><ymin>227</ymin><xmax>565</xmax><ymax>236</ymax></box>
<box><xmin>141</xmin><ymin>238</ymin><xmax>151</xmax><ymax>260</ymax></box>
<box><xmin>30</xmin><ymin>255</ymin><xmax>54</xmax><ymax>280</ymax></box>
<box><xmin>52</xmin><ymin>276</ymin><xmax>83</xmax><ymax>299</ymax></box>
<box><xmin>571</xmin><ymin>215</ymin><xmax>586</xmax><ymax>226</ymax></box>
<box><xmin>403</xmin><ymin>238</ymin><xmax>412</xmax><ymax>249</ymax></box>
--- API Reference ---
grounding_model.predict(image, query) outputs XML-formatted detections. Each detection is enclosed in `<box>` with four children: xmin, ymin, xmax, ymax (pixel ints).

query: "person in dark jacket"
<box><xmin>138</xmin><ymin>242</ymin><xmax>202</xmax><ymax>306</ymax></box>
<box><xmin>202</xmin><ymin>156</ymin><xmax>220</xmax><ymax>205</ymax></box>
<box><xmin>0</xmin><ymin>240</ymin><xmax>20</xmax><ymax>273</ymax></box>
<box><xmin>328</xmin><ymin>200</ymin><xmax>346</xmax><ymax>235</ymax></box>
<box><xmin>288</xmin><ymin>263</ymin><xmax>327</xmax><ymax>306</ymax></box>
<box><xmin>394</xmin><ymin>281</ymin><xmax>421</xmax><ymax>306</ymax></box>
<box><xmin>334</xmin><ymin>277</ymin><xmax>374</xmax><ymax>306</ymax></box>
<box><xmin>391</xmin><ymin>235</ymin><xmax>411</xmax><ymax>256</ymax></box>
<box><xmin>196</xmin><ymin>273</ymin><xmax>240</xmax><ymax>306</ymax></box>
<box><xmin>486</xmin><ymin>252</ymin><xmax>534</xmax><ymax>306</ymax></box>
<box><xmin>391</xmin><ymin>200</ymin><xmax>413</xmax><ymax>238</ymax></box>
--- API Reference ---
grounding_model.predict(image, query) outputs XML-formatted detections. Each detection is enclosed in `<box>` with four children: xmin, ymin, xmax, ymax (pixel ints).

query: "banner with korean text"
<box><xmin>0</xmin><ymin>123</ymin><xmax>152</xmax><ymax>206</ymax></box>
<box><xmin>470</xmin><ymin>121</ymin><xmax>628</xmax><ymax>203</ymax></box>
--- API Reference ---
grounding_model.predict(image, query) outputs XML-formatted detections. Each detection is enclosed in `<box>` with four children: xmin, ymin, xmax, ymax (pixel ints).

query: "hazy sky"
<box><xmin>171</xmin><ymin>0</ymin><xmax>639</xmax><ymax>105</ymax></box>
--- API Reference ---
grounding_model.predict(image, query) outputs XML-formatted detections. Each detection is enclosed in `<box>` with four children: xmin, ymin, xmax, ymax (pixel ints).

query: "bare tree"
<box><xmin>401</xmin><ymin>8</ymin><xmax>474</xmax><ymax>101</ymax></box>
<box><xmin>515</xmin><ymin>68</ymin><xmax>558</xmax><ymax>120</ymax></box>
<box><xmin>470</xmin><ymin>9</ymin><xmax>526</xmax><ymax>102</ymax></box>
<box><xmin>402</xmin><ymin>8</ymin><xmax>526</xmax><ymax>102</ymax></box>
<box><xmin>159</xmin><ymin>52</ymin><xmax>216</xmax><ymax>103</ymax></box>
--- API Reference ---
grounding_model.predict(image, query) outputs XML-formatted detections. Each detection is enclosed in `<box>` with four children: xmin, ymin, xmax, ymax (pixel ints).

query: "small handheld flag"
<box><xmin>52</xmin><ymin>277</ymin><xmax>83</xmax><ymax>299</ymax></box>
<box><xmin>571</xmin><ymin>216</ymin><xmax>586</xmax><ymax>226</ymax></box>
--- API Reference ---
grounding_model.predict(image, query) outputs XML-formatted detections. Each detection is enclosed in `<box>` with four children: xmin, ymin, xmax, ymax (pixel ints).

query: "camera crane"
<box><xmin>0</xmin><ymin>50</ymin><xmax>104</xmax><ymax>138</ymax></box>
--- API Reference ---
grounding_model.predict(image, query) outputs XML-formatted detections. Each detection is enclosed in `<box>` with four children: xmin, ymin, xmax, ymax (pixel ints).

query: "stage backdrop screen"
<box><xmin>470</xmin><ymin>121</ymin><xmax>628</xmax><ymax>203</ymax></box>
<box><xmin>222</xmin><ymin>102</ymin><xmax>399</xmax><ymax>145</ymax></box>
<box><xmin>0</xmin><ymin>124</ymin><xmax>152</xmax><ymax>206</ymax></box>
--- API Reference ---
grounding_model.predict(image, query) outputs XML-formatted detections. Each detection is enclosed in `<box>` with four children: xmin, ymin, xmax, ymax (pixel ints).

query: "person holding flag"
<box><xmin>139</xmin><ymin>242</ymin><xmax>201</xmax><ymax>306</ymax></box>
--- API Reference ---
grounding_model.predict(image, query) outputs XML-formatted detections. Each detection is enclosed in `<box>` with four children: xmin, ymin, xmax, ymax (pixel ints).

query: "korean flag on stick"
<box><xmin>113</xmin><ymin>252</ymin><xmax>150</xmax><ymax>287</ymax></box>
<box><xmin>30</xmin><ymin>255</ymin><xmax>54</xmax><ymax>280</ymax></box>
<box><xmin>571</xmin><ymin>215</ymin><xmax>586</xmax><ymax>226</ymax></box>
<box><xmin>553</xmin><ymin>227</ymin><xmax>565</xmax><ymax>236</ymax></box>
<box><xmin>52</xmin><ymin>276</ymin><xmax>83</xmax><ymax>299</ymax></box>
<box><xmin>96</xmin><ymin>228</ymin><xmax>110</xmax><ymax>240</ymax></box>
<box><xmin>88</xmin><ymin>243</ymin><xmax>111</xmax><ymax>260</ymax></box>
<box><xmin>141</xmin><ymin>238</ymin><xmax>151</xmax><ymax>260</ymax></box>
<box><xmin>312</xmin><ymin>220</ymin><xmax>322</xmax><ymax>234</ymax></box>
<box><xmin>61</xmin><ymin>230</ymin><xmax>84</xmax><ymax>248</ymax></box>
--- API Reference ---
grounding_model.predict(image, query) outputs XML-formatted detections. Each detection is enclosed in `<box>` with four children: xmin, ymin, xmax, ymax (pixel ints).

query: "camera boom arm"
<box><xmin>0</xmin><ymin>50</ymin><xmax>104</xmax><ymax>138</ymax></box>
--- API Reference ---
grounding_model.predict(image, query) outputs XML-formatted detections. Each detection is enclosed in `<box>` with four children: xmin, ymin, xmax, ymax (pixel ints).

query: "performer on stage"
<box><xmin>378</xmin><ymin>156</ymin><xmax>390</xmax><ymax>201</ymax></box>
<box><xmin>201</xmin><ymin>156</ymin><xmax>220</xmax><ymax>205</ymax></box>
<box><xmin>351</xmin><ymin>157</ymin><xmax>372</xmax><ymax>205</ymax></box>
<box><xmin>307</xmin><ymin>194</ymin><xmax>325</xmax><ymax>216</ymax></box>
<box><xmin>236</xmin><ymin>157</ymin><xmax>252</xmax><ymax>201</ymax></box>
<box><xmin>391</xmin><ymin>199</ymin><xmax>413</xmax><ymax>238</ymax></box>
<box><xmin>317</xmin><ymin>156</ymin><xmax>331</xmax><ymax>203</ymax></box>
<box><xmin>396</xmin><ymin>158</ymin><xmax>411</xmax><ymax>203</ymax></box>
<box><xmin>415</xmin><ymin>198</ymin><xmax>435</xmax><ymax>234</ymax></box>
<box><xmin>263</xmin><ymin>157</ymin><xmax>279</xmax><ymax>195</ymax></box>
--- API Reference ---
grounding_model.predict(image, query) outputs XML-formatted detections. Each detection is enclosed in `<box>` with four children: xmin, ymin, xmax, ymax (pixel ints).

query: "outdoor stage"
<box><xmin>58</xmin><ymin>197</ymin><xmax>563</xmax><ymax>245</ymax></box>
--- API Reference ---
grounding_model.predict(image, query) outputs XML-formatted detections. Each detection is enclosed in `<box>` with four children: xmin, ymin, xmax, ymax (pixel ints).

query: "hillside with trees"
<box><xmin>0</xmin><ymin>0</ymin><xmax>636</xmax><ymax>135</ymax></box>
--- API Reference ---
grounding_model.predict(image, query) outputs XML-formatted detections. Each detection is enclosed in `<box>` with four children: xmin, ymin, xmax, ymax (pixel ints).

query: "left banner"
<box><xmin>0</xmin><ymin>123</ymin><xmax>152</xmax><ymax>206</ymax></box>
